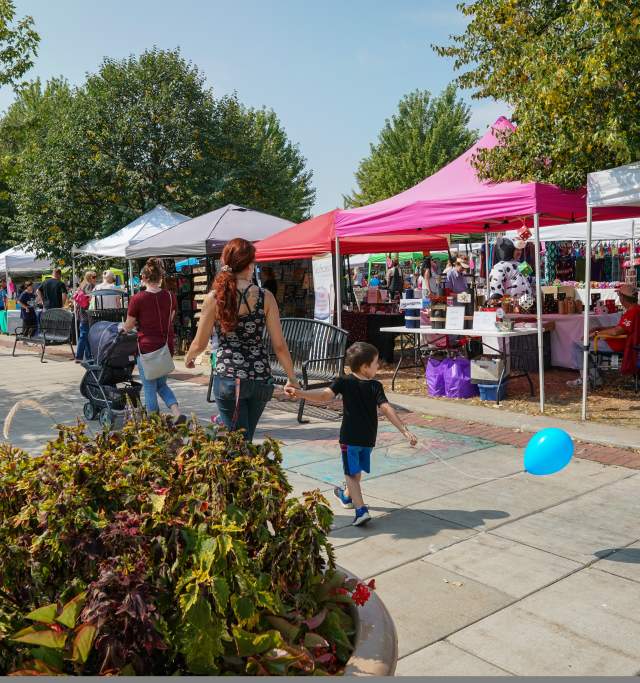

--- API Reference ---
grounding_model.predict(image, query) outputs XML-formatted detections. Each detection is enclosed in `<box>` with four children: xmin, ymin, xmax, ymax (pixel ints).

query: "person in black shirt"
<box><xmin>287</xmin><ymin>342</ymin><xmax>416</xmax><ymax>526</ymax></box>
<box><xmin>18</xmin><ymin>281</ymin><xmax>37</xmax><ymax>336</ymax></box>
<box><xmin>37</xmin><ymin>268</ymin><xmax>68</xmax><ymax>310</ymax></box>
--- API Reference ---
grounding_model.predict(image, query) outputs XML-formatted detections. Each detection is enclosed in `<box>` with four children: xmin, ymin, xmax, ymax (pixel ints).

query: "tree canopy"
<box><xmin>434</xmin><ymin>0</ymin><xmax>640</xmax><ymax>189</ymax></box>
<box><xmin>344</xmin><ymin>85</ymin><xmax>477</xmax><ymax>207</ymax></box>
<box><xmin>6</xmin><ymin>48</ymin><xmax>315</xmax><ymax>259</ymax></box>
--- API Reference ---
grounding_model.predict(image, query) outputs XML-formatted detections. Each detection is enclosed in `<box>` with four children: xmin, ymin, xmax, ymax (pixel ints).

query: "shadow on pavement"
<box><xmin>595</xmin><ymin>548</ymin><xmax>640</xmax><ymax>563</ymax></box>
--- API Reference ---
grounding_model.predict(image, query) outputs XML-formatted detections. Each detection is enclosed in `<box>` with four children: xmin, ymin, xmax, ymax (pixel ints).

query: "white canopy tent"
<box><xmin>506</xmin><ymin>217</ymin><xmax>640</xmax><ymax>243</ymax></box>
<box><xmin>74</xmin><ymin>205</ymin><xmax>190</xmax><ymax>258</ymax></box>
<box><xmin>582</xmin><ymin>162</ymin><xmax>640</xmax><ymax>420</ymax></box>
<box><xmin>0</xmin><ymin>246</ymin><xmax>52</xmax><ymax>275</ymax></box>
<box><xmin>125</xmin><ymin>204</ymin><xmax>294</xmax><ymax>258</ymax></box>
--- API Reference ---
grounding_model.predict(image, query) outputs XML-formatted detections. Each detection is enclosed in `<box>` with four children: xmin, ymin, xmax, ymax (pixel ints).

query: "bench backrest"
<box><xmin>41</xmin><ymin>309</ymin><xmax>73</xmax><ymax>341</ymax></box>
<box><xmin>266</xmin><ymin>317</ymin><xmax>348</xmax><ymax>377</ymax></box>
<box><xmin>88</xmin><ymin>308</ymin><xmax>128</xmax><ymax>326</ymax></box>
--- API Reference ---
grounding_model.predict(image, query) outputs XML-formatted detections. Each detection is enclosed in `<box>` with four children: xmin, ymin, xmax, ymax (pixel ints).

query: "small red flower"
<box><xmin>153</xmin><ymin>486</ymin><xmax>169</xmax><ymax>495</ymax></box>
<box><xmin>367</xmin><ymin>579</ymin><xmax>376</xmax><ymax>590</ymax></box>
<box><xmin>351</xmin><ymin>583</ymin><xmax>371</xmax><ymax>606</ymax></box>
<box><xmin>200</xmin><ymin>501</ymin><xmax>209</xmax><ymax>512</ymax></box>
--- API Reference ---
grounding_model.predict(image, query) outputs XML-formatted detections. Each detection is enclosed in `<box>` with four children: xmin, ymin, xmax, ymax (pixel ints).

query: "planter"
<box><xmin>341</xmin><ymin>567</ymin><xmax>398</xmax><ymax>676</ymax></box>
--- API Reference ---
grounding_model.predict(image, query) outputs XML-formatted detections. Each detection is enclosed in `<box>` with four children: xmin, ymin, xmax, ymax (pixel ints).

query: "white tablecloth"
<box><xmin>509</xmin><ymin>313</ymin><xmax>621</xmax><ymax>369</ymax></box>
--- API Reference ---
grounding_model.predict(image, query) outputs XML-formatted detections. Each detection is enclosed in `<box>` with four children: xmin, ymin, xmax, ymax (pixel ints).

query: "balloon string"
<box><xmin>379</xmin><ymin>438</ymin><xmax>503</xmax><ymax>482</ymax></box>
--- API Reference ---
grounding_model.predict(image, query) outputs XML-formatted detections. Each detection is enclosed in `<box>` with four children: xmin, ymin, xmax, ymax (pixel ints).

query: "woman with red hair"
<box><xmin>185</xmin><ymin>238</ymin><xmax>299</xmax><ymax>441</ymax></box>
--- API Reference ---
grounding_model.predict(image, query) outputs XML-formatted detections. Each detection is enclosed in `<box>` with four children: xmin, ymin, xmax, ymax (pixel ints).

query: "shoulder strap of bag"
<box><xmin>153</xmin><ymin>290</ymin><xmax>173</xmax><ymax>345</ymax></box>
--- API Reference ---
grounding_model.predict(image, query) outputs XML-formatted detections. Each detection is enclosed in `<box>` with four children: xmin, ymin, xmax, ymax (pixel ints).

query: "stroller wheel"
<box><xmin>99</xmin><ymin>408</ymin><xmax>114</xmax><ymax>429</ymax></box>
<box><xmin>83</xmin><ymin>402</ymin><xmax>98</xmax><ymax>421</ymax></box>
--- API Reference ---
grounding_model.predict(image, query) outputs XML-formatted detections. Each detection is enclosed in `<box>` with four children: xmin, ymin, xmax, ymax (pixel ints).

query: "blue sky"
<box><xmin>4</xmin><ymin>0</ymin><xmax>505</xmax><ymax>215</ymax></box>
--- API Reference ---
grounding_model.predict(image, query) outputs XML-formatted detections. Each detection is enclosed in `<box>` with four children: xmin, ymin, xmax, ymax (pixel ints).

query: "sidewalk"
<box><xmin>2</xmin><ymin>344</ymin><xmax>640</xmax><ymax>675</ymax></box>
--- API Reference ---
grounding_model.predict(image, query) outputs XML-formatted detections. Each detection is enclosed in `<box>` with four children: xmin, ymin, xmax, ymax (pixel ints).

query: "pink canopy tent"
<box><xmin>335</xmin><ymin>117</ymin><xmax>633</xmax><ymax>238</ymax></box>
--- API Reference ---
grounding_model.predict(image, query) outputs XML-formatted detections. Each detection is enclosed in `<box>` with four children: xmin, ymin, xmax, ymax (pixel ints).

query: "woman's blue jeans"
<box><xmin>213</xmin><ymin>376</ymin><xmax>274</xmax><ymax>442</ymax></box>
<box><xmin>137</xmin><ymin>358</ymin><xmax>178</xmax><ymax>413</ymax></box>
<box><xmin>76</xmin><ymin>321</ymin><xmax>92</xmax><ymax>360</ymax></box>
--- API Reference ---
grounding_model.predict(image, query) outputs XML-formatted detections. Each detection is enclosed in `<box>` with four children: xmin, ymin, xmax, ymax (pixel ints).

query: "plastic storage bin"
<box><xmin>477</xmin><ymin>382</ymin><xmax>507</xmax><ymax>402</ymax></box>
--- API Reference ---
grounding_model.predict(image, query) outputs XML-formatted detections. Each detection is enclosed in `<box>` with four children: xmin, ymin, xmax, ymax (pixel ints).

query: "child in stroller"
<box><xmin>80</xmin><ymin>321</ymin><xmax>141</xmax><ymax>428</ymax></box>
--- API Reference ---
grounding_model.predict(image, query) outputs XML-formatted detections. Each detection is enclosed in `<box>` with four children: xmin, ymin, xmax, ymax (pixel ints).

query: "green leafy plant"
<box><xmin>0</xmin><ymin>416</ymin><xmax>373</xmax><ymax>675</ymax></box>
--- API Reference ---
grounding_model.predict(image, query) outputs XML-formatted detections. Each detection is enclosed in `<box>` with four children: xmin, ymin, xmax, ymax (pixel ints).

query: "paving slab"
<box><xmin>516</xmin><ymin>567</ymin><xmax>640</xmax><ymax>660</ymax></box>
<box><xmin>332</xmin><ymin>508</ymin><xmax>475</xmax><ymax>575</ymax></box>
<box><xmin>372</xmin><ymin>559</ymin><xmax>512</xmax><ymax>658</ymax></box>
<box><xmin>395</xmin><ymin>641</ymin><xmax>512</xmax><ymax>676</ymax></box>
<box><xmin>592</xmin><ymin>542</ymin><xmax>640</xmax><ymax>583</ymax></box>
<box><xmin>413</xmin><ymin>468</ymin><xmax>625</xmax><ymax>532</ymax></box>
<box><xmin>423</xmin><ymin>533</ymin><xmax>581</xmax><ymax>598</ymax></box>
<box><xmin>287</xmin><ymin>424</ymin><xmax>494</xmax><ymax>486</ymax></box>
<box><xmin>449</xmin><ymin>603</ymin><xmax>640</xmax><ymax>675</ymax></box>
<box><xmin>361</xmin><ymin>445</ymin><xmax>524</xmax><ymax>506</ymax></box>
<box><xmin>493</xmin><ymin>473</ymin><xmax>640</xmax><ymax>563</ymax></box>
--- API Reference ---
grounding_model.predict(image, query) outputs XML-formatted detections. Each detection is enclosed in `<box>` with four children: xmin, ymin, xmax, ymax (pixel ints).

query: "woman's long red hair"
<box><xmin>214</xmin><ymin>238</ymin><xmax>256</xmax><ymax>333</ymax></box>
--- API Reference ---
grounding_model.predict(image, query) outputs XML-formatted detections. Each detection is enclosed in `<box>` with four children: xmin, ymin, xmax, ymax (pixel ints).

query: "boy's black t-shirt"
<box><xmin>330</xmin><ymin>374</ymin><xmax>389</xmax><ymax>447</ymax></box>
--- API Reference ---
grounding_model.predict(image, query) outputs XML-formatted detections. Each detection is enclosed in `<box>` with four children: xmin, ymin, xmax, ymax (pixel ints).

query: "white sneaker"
<box><xmin>566</xmin><ymin>378</ymin><xmax>582</xmax><ymax>388</ymax></box>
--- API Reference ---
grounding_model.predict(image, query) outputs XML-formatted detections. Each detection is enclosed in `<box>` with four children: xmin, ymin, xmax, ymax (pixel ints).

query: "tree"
<box><xmin>434</xmin><ymin>0</ymin><xmax>640</xmax><ymax>189</ymax></box>
<box><xmin>0</xmin><ymin>0</ymin><xmax>39</xmax><ymax>250</ymax></box>
<box><xmin>344</xmin><ymin>86</ymin><xmax>477</xmax><ymax>207</ymax></box>
<box><xmin>8</xmin><ymin>48</ymin><xmax>314</xmax><ymax>259</ymax></box>
<box><xmin>0</xmin><ymin>0</ymin><xmax>38</xmax><ymax>88</ymax></box>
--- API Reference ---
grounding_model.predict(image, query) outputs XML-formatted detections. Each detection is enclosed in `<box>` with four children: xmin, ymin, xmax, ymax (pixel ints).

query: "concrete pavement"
<box><xmin>2</xmin><ymin>345</ymin><xmax>640</xmax><ymax>675</ymax></box>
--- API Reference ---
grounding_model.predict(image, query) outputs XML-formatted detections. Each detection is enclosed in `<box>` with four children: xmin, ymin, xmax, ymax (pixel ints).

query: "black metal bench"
<box><xmin>12</xmin><ymin>309</ymin><xmax>75</xmax><ymax>362</ymax></box>
<box><xmin>207</xmin><ymin>317</ymin><xmax>348</xmax><ymax>423</ymax></box>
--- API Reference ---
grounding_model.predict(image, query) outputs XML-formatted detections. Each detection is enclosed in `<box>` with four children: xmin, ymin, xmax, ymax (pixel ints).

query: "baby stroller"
<box><xmin>80</xmin><ymin>321</ymin><xmax>141</xmax><ymax>428</ymax></box>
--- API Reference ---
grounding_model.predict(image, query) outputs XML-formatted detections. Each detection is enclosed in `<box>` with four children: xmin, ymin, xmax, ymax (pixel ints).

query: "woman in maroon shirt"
<box><xmin>124</xmin><ymin>258</ymin><xmax>185</xmax><ymax>424</ymax></box>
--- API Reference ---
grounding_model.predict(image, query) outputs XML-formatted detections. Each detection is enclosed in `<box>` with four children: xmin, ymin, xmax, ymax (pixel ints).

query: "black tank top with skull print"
<box><xmin>214</xmin><ymin>286</ymin><xmax>271</xmax><ymax>382</ymax></box>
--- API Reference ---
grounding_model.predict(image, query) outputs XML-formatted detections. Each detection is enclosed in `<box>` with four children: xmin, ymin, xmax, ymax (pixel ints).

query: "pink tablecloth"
<box><xmin>509</xmin><ymin>313</ymin><xmax>621</xmax><ymax>369</ymax></box>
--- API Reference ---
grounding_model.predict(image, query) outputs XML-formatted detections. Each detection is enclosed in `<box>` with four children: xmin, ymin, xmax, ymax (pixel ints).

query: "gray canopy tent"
<box><xmin>125</xmin><ymin>204</ymin><xmax>293</xmax><ymax>258</ymax></box>
<box><xmin>582</xmin><ymin>162</ymin><xmax>640</xmax><ymax>420</ymax></box>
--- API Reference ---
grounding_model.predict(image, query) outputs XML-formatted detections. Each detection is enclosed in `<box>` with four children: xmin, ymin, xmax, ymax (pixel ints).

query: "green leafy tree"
<box><xmin>434</xmin><ymin>0</ymin><xmax>640</xmax><ymax>189</ymax></box>
<box><xmin>0</xmin><ymin>0</ymin><xmax>39</xmax><ymax>250</ymax></box>
<box><xmin>344</xmin><ymin>86</ymin><xmax>477</xmax><ymax>207</ymax></box>
<box><xmin>8</xmin><ymin>48</ymin><xmax>314</xmax><ymax>259</ymax></box>
<box><xmin>0</xmin><ymin>0</ymin><xmax>38</xmax><ymax>88</ymax></box>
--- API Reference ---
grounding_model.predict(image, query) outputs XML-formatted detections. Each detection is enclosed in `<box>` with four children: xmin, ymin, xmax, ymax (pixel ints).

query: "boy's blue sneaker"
<box><xmin>352</xmin><ymin>506</ymin><xmax>371</xmax><ymax>526</ymax></box>
<box><xmin>334</xmin><ymin>486</ymin><xmax>354</xmax><ymax>509</ymax></box>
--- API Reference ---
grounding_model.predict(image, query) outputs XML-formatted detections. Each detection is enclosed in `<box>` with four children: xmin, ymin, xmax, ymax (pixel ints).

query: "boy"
<box><xmin>286</xmin><ymin>342</ymin><xmax>417</xmax><ymax>526</ymax></box>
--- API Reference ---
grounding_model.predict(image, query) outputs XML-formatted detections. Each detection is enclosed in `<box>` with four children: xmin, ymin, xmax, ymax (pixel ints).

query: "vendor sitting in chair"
<box><xmin>567</xmin><ymin>283</ymin><xmax>640</xmax><ymax>388</ymax></box>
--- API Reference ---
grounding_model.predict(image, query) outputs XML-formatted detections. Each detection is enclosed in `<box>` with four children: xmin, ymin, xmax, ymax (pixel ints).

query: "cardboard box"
<box><xmin>471</xmin><ymin>357</ymin><xmax>508</xmax><ymax>383</ymax></box>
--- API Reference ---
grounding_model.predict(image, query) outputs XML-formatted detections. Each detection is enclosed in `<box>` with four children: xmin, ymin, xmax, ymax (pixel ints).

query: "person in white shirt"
<box><xmin>91</xmin><ymin>270</ymin><xmax>126</xmax><ymax>309</ymax></box>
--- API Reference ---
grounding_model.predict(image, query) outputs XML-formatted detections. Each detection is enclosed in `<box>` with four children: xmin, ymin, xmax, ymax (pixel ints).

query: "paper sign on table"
<box><xmin>445</xmin><ymin>306</ymin><xmax>465</xmax><ymax>330</ymax></box>
<box><xmin>473</xmin><ymin>310</ymin><xmax>497</xmax><ymax>331</ymax></box>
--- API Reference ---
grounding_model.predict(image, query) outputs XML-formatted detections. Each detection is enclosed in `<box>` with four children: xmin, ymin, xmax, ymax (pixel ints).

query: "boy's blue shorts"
<box><xmin>340</xmin><ymin>444</ymin><xmax>372</xmax><ymax>476</ymax></box>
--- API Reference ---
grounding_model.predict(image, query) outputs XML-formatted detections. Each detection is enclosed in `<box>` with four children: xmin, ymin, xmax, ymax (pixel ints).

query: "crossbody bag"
<box><xmin>137</xmin><ymin>291</ymin><xmax>175</xmax><ymax>380</ymax></box>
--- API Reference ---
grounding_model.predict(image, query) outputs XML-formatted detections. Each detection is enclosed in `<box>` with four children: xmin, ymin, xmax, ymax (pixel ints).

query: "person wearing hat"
<box><xmin>567</xmin><ymin>283</ymin><xmax>640</xmax><ymax>388</ymax></box>
<box><xmin>445</xmin><ymin>257</ymin><xmax>470</xmax><ymax>295</ymax></box>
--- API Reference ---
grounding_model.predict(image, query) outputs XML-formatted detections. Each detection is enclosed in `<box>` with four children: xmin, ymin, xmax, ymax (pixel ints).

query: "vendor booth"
<box><xmin>74</xmin><ymin>204</ymin><xmax>190</xmax><ymax>259</ymax></box>
<box><xmin>124</xmin><ymin>204</ymin><xmax>294</xmax><ymax>351</ymax></box>
<box><xmin>332</xmin><ymin>117</ymin><xmax>638</xmax><ymax>411</ymax></box>
<box><xmin>0</xmin><ymin>247</ymin><xmax>53</xmax><ymax>335</ymax></box>
<box><xmin>254</xmin><ymin>209</ymin><xmax>448</xmax><ymax>361</ymax></box>
<box><xmin>580</xmin><ymin>162</ymin><xmax>640</xmax><ymax>419</ymax></box>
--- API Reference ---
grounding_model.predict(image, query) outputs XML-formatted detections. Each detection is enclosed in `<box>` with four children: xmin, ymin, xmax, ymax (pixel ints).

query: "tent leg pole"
<box><xmin>484</xmin><ymin>232</ymin><xmax>490</xmax><ymax>300</ymax></box>
<box><xmin>334</xmin><ymin>237</ymin><xmax>342</xmax><ymax>328</ymax></box>
<box><xmin>533</xmin><ymin>214</ymin><xmax>545</xmax><ymax>413</ymax></box>
<box><xmin>581</xmin><ymin>206</ymin><xmax>593</xmax><ymax>421</ymax></box>
<box><xmin>72</xmin><ymin>253</ymin><xmax>79</xmax><ymax>345</ymax></box>
<box><xmin>127</xmin><ymin>259</ymin><xmax>134</xmax><ymax>295</ymax></box>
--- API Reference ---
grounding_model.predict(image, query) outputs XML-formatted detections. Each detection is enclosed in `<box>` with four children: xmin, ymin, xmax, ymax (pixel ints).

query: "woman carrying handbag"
<box><xmin>124</xmin><ymin>258</ymin><xmax>186</xmax><ymax>424</ymax></box>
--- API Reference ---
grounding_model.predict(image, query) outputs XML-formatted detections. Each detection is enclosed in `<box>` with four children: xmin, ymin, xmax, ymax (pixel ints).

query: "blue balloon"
<box><xmin>524</xmin><ymin>428</ymin><xmax>574</xmax><ymax>475</ymax></box>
